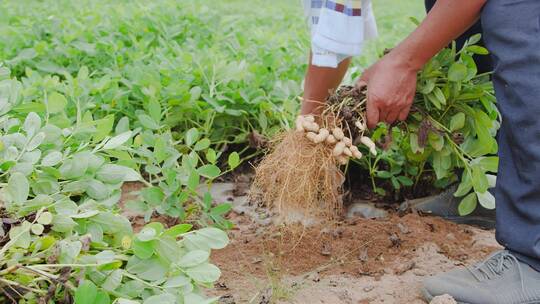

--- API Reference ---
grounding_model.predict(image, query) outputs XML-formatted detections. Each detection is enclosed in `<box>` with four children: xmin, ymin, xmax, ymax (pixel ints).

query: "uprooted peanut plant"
<box><xmin>254</xmin><ymin>35</ymin><xmax>499</xmax><ymax>220</ymax></box>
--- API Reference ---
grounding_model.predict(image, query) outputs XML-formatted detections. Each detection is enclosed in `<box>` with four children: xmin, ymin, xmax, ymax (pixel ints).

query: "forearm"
<box><xmin>391</xmin><ymin>0</ymin><xmax>487</xmax><ymax>71</ymax></box>
<box><xmin>302</xmin><ymin>53</ymin><xmax>351</xmax><ymax>115</ymax></box>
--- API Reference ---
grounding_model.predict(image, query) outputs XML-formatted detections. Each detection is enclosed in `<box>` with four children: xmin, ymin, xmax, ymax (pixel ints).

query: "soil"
<box><xmin>204</xmin><ymin>174</ymin><xmax>500</xmax><ymax>304</ymax></box>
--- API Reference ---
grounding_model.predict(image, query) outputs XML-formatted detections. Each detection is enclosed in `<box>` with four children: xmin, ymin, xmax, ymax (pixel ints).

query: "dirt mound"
<box><xmin>214</xmin><ymin>212</ymin><xmax>496</xmax><ymax>280</ymax></box>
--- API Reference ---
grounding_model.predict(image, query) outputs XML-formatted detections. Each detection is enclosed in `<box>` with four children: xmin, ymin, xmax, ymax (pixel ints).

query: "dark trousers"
<box><xmin>482</xmin><ymin>1</ymin><xmax>540</xmax><ymax>270</ymax></box>
<box><xmin>425</xmin><ymin>0</ymin><xmax>493</xmax><ymax>74</ymax></box>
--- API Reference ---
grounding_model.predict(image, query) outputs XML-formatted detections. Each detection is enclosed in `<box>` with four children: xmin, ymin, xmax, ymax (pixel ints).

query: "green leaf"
<box><xmin>433</xmin><ymin>87</ymin><xmax>446</xmax><ymax>106</ymax></box>
<box><xmin>390</xmin><ymin>176</ymin><xmax>400</xmax><ymax>189</ymax></box>
<box><xmin>187</xmin><ymin>170</ymin><xmax>200</xmax><ymax>191</ymax></box>
<box><xmin>467</xmin><ymin>33</ymin><xmax>482</xmax><ymax>45</ymax></box>
<box><xmin>126</xmin><ymin>256</ymin><xmax>167</xmax><ymax>281</ymax></box>
<box><xmin>211</xmin><ymin>204</ymin><xmax>232</xmax><ymax>216</ymax></box>
<box><xmin>96</xmin><ymin>164</ymin><xmax>141</xmax><ymax>183</ymax></box>
<box><xmin>454</xmin><ymin>171</ymin><xmax>473</xmax><ymax>197</ymax></box>
<box><xmin>397</xmin><ymin>176</ymin><xmax>414</xmax><ymax>186</ymax></box>
<box><xmin>41</xmin><ymin>151</ymin><xmax>63</xmax><ymax>166</ymax></box>
<box><xmin>178</xmin><ymin>250</ymin><xmax>210</xmax><ymax>268</ymax></box>
<box><xmin>23</xmin><ymin>112</ymin><xmax>41</xmax><ymax>137</ymax></box>
<box><xmin>141</xmin><ymin>186</ymin><xmax>165</xmax><ymax>206</ymax></box>
<box><xmin>432</xmin><ymin>152</ymin><xmax>450</xmax><ymax>180</ymax></box>
<box><xmin>154</xmin><ymin>236</ymin><xmax>181</xmax><ymax>264</ymax></box>
<box><xmin>376</xmin><ymin>171</ymin><xmax>392</xmax><ymax>179</ymax></box>
<box><xmin>133</xmin><ymin>239</ymin><xmax>155</xmax><ymax>259</ymax></box>
<box><xmin>471</xmin><ymin>166</ymin><xmax>489</xmax><ymax>193</ymax></box>
<box><xmin>450</xmin><ymin>112</ymin><xmax>465</xmax><ymax>131</ymax></box>
<box><xmin>115</xmin><ymin>117</ymin><xmax>130</xmax><ymax>134</ymax></box>
<box><xmin>191</xmin><ymin>227</ymin><xmax>229</xmax><ymax>250</ymax></box>
<box><xmin>206</xmin><ymin>149</ymin><xmax>217</xmax><ymax>164</ymax></box>
<box><xmin>103</xmin><ymin>131</ymin><xmax>132</xmax><ymax>150</ymax></box>
<box><xmin>137</xmin><ymin>227</ymin><xmax>157</xmax><ymax>241</ymax></box>
<box><xmin>52</xmin><ymin>214</ymin><xmax>77</xmax><ymax>232</ymax></box>
<box><xmin>228</xmin><ymin>152</ymin><xmax>240</xmax><ymax>170</ymax></box>
<box><xmin>474</xmin><ymin>156</ymin><xmax>499</xmax><ymax>173</ymax></box>
<box><xmin>197</xmin><ymin>164</ymin><xmax>221</xmax><ymax>179</ymax></box>
<box><xmin>194</xmin><ymin>138</ymin><xmax>211</xmax><ymax>151</ymax></box>
<box><xmin>448</xmin><ymin>62</ymin><xmax>468</xmax><ymax>82</ymax></box>
<box><xmin>7</xmin><ymin>172</ymin><xmax>29</xmax><ymax>203</ymax></box>
<box><xmin>102</xmin><ymin>270</ymin><xmax>123</xmax><ymax>292</ymax></box>
<box><xmin>148</xmin><ymin>99</ymin><xmax>162</xmax><ymax>122</ymax></box>
<box><xmin>163</xmin><ymin>224</ymin><xmax>193</xmax><ymax>237</ymax></box>
<box><xmin>163</xmin><ymin>275</ymin><xmax>190</xmax><ymax>288</ymax></box>
<box><xmin>477</xmin><ymin>190</ymin><xmax>496</xmax><ymax>209</ymax></box>
<box><xmin>27</xmin><ymin>132</ymin><xmax>45</xmax><ymax>151</ymax></box>
<box><xmin>467</xmin><ymin>45</ymin><xmax>489</xmax><ymax>55</ymax></box>
<box><xmin>186</xmin><ymin>263</ymin><xmax>221</xmax><ymax>283</ymax></box>
<box><xmin>458</xmin><ymin>192</ymin><xmax>478</xmax><ymax>216</ymax></box>
<box><xmin>74</xmin><ymin>280</ymin><xmax>97</xmax><ymax>304</ymax></box>
<box><xmin>94</xmin><ymin>115</ymin><xmax>115</xmax><ymax>142</ymax></box>
<box><xmin>428</xmin><ymin>132</ymin><xmax>444</xmax><ymax>151</ymax></box>
<box><xmin>94</xmin><ymin>291</ymin><xmax>111</xmax><ymax>304</ymax></box>
<box><xmin>154</xmin><ymin>137</ymin><xmax>168</xmax><ymax>163</ymax></box>
<box><xmin>185</xmin><ymin>128</ymin><xmax>200</xmax><ymax>147</ymax></box>
<box><xmin>85</xmin><ymin>179</ymin><xmax>111</xmax><ymax>200</ymax></box>
<box><xmin>143</xmin><ymin>294</ymin><xmax>176</xmax><ymax>304</ymax></box>
<box><xmin>138</xmin><ymin>114</ymin><xmax>160</xmax><ymax>130</ymax></box>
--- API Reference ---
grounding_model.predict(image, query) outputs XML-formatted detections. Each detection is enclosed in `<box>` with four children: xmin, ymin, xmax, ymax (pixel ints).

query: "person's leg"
<box><xmin>302</xmin><ymin>54</ymin><xmax>351</xmax><ymax>115</ymax></box>
<box><xmin>423</xmin><ymin>1</ymin><xmax>540</xmax><ymax>302</ymax></box>
<box><xmin>425</xmin><ymin>0</ymin><xmax>493</xmax><ymax>74</ymax></box>
<box><xmin>483</xmin><ymin>0</ymin><xmax>540</xmax><ymax>270</ymax></box>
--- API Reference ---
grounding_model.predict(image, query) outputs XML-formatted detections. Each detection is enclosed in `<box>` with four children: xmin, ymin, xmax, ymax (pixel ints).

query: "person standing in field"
<box><xmin>302</xmin><ymin>0</ymin><xmax>540</xmax><ymax>302</ymax></box>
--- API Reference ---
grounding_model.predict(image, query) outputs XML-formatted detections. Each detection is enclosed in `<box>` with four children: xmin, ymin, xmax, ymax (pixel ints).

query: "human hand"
<box><xmin>356</xmin><ymin>52</ymin><xmax>418</xmax><ymax>128</ymax></box>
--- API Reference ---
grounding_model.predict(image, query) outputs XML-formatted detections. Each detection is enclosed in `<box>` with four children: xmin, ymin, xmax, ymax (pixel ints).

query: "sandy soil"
<box><xmin>207</xmin><ymin>182</ymin><xmax>500</xmax><ymax>304</ymax></box>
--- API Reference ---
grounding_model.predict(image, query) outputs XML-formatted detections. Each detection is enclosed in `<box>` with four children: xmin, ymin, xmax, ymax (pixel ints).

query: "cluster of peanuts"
<box><xmin>295</xmin><ymin>115</ymin><xmax>377</xmax><ymax>165</ymax></box>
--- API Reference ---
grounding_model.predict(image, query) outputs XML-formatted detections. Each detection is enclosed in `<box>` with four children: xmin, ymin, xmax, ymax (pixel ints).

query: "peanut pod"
<box><xmin>296</xmin><ymin>116</ymin><xmax>305</xmax><ymax>132</ymax></box>
<box><xmin>306</xmin><ymin>132</ymin><xmax>318</xmax><ymax>143</ymax></box>
<box><xmin>332</xmin><ymin>127</ymin><xmax>344</xmax><ymax>140</ymax></box>
<box><xmin>333</xmin><ymin>141</ymin><xmax>346</xmax><ymax>157</ymax></box>
<box><xmin>326</xmin><ymin>134</ymin><xmax>337</xmax><ymax>144</ymax></box>
<box><xmin>315</xmin><ymin>128</ymin><xmax>330</xmax><ymax>143</ymax></box>
<box><xmin>360</xmin><ymin>136</ymin><xmax>377</xmax><ymax>156</ymax></box>
<box><xmin>350</xmin><ymin>145</ymin><xmax>363</xmax><ymax>159</ymax></box>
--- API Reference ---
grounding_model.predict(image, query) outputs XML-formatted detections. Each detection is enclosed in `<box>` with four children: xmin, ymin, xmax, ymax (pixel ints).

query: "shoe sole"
<box><xmin>422</xmin><ymin>288</ymin><xmax>540</xmax><ymax>304</ymax></box>
<box><xmin>421</xmin><ymin>288</ymin><xmax>470</xmax><ymax>304</ymax></box>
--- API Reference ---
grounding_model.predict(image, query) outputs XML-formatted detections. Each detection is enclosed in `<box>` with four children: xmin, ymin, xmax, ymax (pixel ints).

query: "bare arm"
<box><xmin>302</xmin><ymin>53</ymin><xmax>351</xmax><ymax>115</ymax></box>
<box><xmin>360</xmin><ymin>0</ymin><xmax>487</xmax><ymax>128</ymax></box>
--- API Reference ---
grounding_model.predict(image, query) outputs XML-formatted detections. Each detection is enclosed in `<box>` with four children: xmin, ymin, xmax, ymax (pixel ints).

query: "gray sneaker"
<box><xmin>422</xmin><ymin>251</ymin><xmax>540</xmax><ymax>304</ymax></box>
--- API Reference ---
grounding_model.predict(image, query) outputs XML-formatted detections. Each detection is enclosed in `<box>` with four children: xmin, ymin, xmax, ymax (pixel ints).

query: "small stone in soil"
<box><xmin>388</xmin><ymin>233</ymin><xmax>402</xmax><ymax>248</ymax></box>
<box><xmin>358</xmin><ymin>247</ymin><xmax>369</xmax><ymax>262</ymax></box>
<box><xmin>363</xmin><ymin>285</ymin><xmax>375</xmax><ymax>292</ymax></box>
<box><xmin>321</xmin><ymin>243</ymin><xmax>332</xmax><ymax>256</ymax></box>
<box><xmin>218</xmin><ymin>294</ymin><xmax>236</xmax><ymax>304</ymax></box>
<box><xmin>394</xmin><ymin>261</ymin><xmax>416</xmax><ymax>275</ymax></box>
<box><xmin>398</xmin><ymin>222</ymin><xmax>410</xmax><ymax>234</ymax></box>
<box><xmin>346</xmin><ymin>202</ymin><xmax>388</xmax><ymax>219</ymax></box>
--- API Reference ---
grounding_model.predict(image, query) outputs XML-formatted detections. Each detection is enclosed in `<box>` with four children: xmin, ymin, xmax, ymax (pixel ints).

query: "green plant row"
<box><xmin>0</xmin><ymin>62</ymin><xmax>238</xmax><ymax>303</ymax></box>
